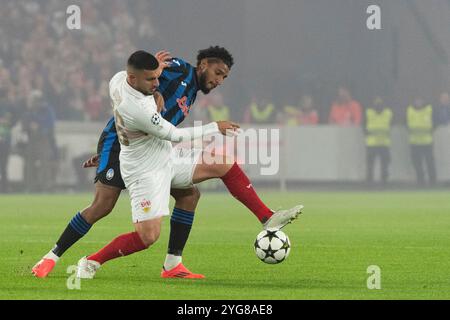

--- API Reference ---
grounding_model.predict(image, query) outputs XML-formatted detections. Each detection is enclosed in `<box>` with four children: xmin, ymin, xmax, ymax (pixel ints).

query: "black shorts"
<box><xmin>94</xmin><ymin>122</ymin><xmax>126</xmax><ymax>190</ymax></box>
<box><xmin>94</xmin><ymin>152</ymin><xmax>126</xmax><ymax>189</ymax></box>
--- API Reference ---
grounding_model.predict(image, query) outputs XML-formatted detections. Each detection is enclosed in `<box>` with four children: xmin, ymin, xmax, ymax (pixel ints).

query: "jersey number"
<box><xmin>114</xmin><ymin>110</ymin><xmax>130</xmax><ymax>146</ymax></box>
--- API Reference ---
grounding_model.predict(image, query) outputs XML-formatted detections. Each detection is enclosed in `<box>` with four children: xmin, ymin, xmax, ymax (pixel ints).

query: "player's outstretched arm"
<box><xmin>153</xmin><ymin>90</ymin><xmax>241</xmax><ymax>137</ymax></box>
<box><xmin>133</xmin><ymin>105</ymin><xmax>239</xmax><ymax>143</ymax></box>
<box><xmin>150</xmin><ymin>114</ymin><xmax>238</xmax><ymax>142</ymax></box>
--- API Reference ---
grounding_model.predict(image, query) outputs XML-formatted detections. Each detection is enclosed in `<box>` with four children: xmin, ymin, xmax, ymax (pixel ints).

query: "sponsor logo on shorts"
<box><xmin>106</xmin><ymin>168</ymin><xmax>114</xmax><ymax>180</ymax></box>
<box><xmin>140</xmin><ymin>199</ymin><xmax>152</xmax><ymax>213</ymax></box>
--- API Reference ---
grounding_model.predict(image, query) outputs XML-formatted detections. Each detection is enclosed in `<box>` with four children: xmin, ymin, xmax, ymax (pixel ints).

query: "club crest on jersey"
<box><xmin>106</xmin><ymin>168</ymin><xmax>114</xmax><ymax>180</ymax></box>
<box><xmin>140</xmin><ymin>199</ymin><xmax>152</xmax><ymax>213</ymax></box>
<box><xmin>151</xmin><ymin>113</ymin><xmax>161</xmax><ymax>125</ymax></box>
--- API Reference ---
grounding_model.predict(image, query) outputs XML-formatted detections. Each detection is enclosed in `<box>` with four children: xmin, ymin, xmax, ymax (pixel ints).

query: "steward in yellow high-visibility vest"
<box><xmin>283</xmin><ymin>105</ymin><xmax>300</xmax><ymax>126</ymax></box>
<box><xmin>366</xmin><ymin>107</ymin><xmax>393</xmax><ymax>147</ymax></box>
<box><xmin>249</xmin><ymin>102</ymin><xmax>274</xmax><ymax>124</ymax></box>
<box><xmin>207</xmin><ymin>104</ymin><xmax>230</xmax><ymax>122</ymax></box>
<box><xmin>407</xmin><ymin>104</ymin><xmax>433</xmax><ymax>145</ymax></box>
<box><xmin>406</xmin><ymin>101</ymin><xmax>436</xmax><ymax>185</ymax></box>
<box><xmin>364</xmin><ymin>97</ymin><xmax>393</xmax><ymax>185</ymax></box>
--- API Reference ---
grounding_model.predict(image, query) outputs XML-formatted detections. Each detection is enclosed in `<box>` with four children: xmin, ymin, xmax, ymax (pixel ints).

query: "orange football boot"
<box><xmin>32</xmin><ymin>259</ymin><xmax>56</xmax><ymax>278</ymax></box>
<box><xmin>161</xmin><ymin>263</ymin><xmax>205</xmax><ymax>279</ymax></box>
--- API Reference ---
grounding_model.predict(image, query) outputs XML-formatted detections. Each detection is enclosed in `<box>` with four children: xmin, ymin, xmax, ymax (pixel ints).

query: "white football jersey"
<box><xmin>109</xmin><ymin>71</ymin><xmax>220</xmax><ymax>184</ymax></box>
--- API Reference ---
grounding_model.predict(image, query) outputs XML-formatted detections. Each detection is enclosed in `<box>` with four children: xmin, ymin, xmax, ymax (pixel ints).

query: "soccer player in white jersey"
<box><xmin>76</xmin><ymin>51</ymin><xmax>240</xmax><ymax>278</ymax></box>
<box><xmin>33</xmin><ymin>47</ymin><xmax>303</xmax><ymax>280</ymax></box>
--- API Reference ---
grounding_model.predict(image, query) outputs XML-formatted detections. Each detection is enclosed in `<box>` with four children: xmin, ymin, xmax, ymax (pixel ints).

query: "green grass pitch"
<box><xmin>0</xmin><ymin>191</ymin><xmax>449</xmax><ymax>300</ymax></box>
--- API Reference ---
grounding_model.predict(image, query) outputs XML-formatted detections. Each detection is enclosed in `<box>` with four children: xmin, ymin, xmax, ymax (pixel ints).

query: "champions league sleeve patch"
<box><xmin>151</xmin><ymin>113</ymin><xmax>161</xmax><ymax>126</ymax></box>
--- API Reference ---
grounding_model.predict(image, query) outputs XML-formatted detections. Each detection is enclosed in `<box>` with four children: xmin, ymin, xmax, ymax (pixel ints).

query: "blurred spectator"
<box><xmin>433</xmin><ymin>92</ymin><xmax>450</xmax><ymax>127</ymax></box>
<box><xmin>243</xmin><ymin>97</ymin><xmax>275</xmax><ymax>124</ymax></box>
<box><xmin>72</xmin><ymin>152</ymin><xmax>95</xmax><ymax>191</ymax></box>
<box><xmin>277</xmin><ymin>95</ymin><xmax>319</xmax><ymax>126</ymax></box>
<box><xmin>188</xmin><ymin>95</ymin><xmax>211</xmax><ymax>126</ymax></box>
<box><xmin>207</xmin><ymin>92</ymin><xmax>230</xmax><ymax>122</ymax></box>
<box><xmin>0</xmin><ymin>89</ymin><xmax>15</xmax><ymax>193</ymax></box>
<box><xmin>282</xmin><ymin>103</ymin><xmax>301</xmax><ymax>126</ymax></box>
<box><xmin>329</xmin><ymin>87</ymin><xmax>362</xmax><ymax>126</ymax></box>
<box><xmin>298</xmin><ymin>95</ymin><xmax>319</xmax><ymax>125</ymax></box>
<box><xmin>21</xmin><ymin>90</ymin><xmax>58</xmax><ymax>192</ymax></box>
<box><xmin>407</xmin><ymin>97</ymin><xmax>436</xmax><ymax>186</ymax></box>
<box><xmin>0</xmin><ymin>0</ymin><xmax>158</xmax><ymax>122</ymax></box>
<box><xmin>364</xmin><ymin>97</ymin><xmax>393</xmax><ymax>186</ymax></box>
<box><xmin>84</xmin><ymin>79</ymin><xmax>104</xmax><ymax>121</ymax></box>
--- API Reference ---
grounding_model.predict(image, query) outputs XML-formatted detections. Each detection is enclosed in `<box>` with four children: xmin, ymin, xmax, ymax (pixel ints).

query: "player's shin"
<box><xmin>164</xmin><ymin>208</ymin><xmax>194</xmax><ymax>270</ymax></box>
<box><xmin>87</xmin><ymin>231</ymin><xmax>147</xmax><ymax>265</ymax></box>
<box><xmin>53</xmin><ymin>212</ymin><xmax>93</xmax><ymax>257</ymax></box>
<box><xmin>220</xmin><ymin>162</ymin><xmax>273</xmax><ymax>224</ymax></box>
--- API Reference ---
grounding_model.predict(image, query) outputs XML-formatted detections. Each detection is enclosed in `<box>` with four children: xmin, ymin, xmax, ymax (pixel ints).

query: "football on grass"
<box><xmin>254</xmin><ymin>229</ymin><xmax>291</xmax><ymax>264</ymax></box>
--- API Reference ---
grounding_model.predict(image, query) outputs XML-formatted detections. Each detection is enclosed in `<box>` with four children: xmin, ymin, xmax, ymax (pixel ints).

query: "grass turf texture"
<box><xmin>0</xmin><ymin>191</ymin><xmax>449</xmax><ymax>299</ymax></box>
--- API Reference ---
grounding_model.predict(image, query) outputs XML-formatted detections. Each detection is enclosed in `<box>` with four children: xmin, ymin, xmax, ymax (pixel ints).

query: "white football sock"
<box><xmin>44</xmin><ymin>250</ymin><xmax>60</xmax><ymax>263</ymax></box>
<box><xmin>164</xmin><ymin>254</ymin><xmax>182</xmax><ymax>270</ymax></box>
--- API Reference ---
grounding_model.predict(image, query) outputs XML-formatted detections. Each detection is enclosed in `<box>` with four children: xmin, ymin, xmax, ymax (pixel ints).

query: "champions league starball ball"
<box><xmin>254</xmin><ymin>229</ymin><xmax>291</xmax><ymax>264</ymax></box>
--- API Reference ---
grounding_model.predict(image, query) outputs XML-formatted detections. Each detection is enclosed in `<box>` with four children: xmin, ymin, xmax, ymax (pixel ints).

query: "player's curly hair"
<box><xmin>197</xmin><ymin>46</ymin><xmax>234</xmax><ymax>69</ymax></box>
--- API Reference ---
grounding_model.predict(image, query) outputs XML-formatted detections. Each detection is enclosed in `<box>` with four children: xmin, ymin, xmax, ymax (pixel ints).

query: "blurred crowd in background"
<box><xmin>1</xmin><ymin>1</ymin><xmax>449</xmax><ymax>193</ymax></box>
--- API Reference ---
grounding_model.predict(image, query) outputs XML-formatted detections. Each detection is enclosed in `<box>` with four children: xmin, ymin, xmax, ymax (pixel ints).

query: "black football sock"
<box><xmin>167</xmin><ymin>208</ymin><xmax>194</xmax><ymax>256</ymax></box>
<box><xmin>52</xmin><ymin>212</ymin><xmax>92</xmax><ymax>257</ymax></box>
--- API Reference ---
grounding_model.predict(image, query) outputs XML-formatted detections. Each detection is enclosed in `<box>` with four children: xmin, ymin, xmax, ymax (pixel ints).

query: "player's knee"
<box><xmin>94</xmin><ymin>200</ymin><xmax>114</xmax><ymax>216</ymax></box>
<box><xmin>81</xmin><ymin>206</ymin><xmax>107</xmax><ymax>224</ymax></box>
<box><xmin>216</xmin><ymin>158</ymin><xmax>234</xmax><ymax>177</ymax></box>
<box><xmin>173</xmin><ymin>187</ymin><xmax>201</xmax><ymax>211</ymax></box>
<box><xmin>190</xmin><ymin>187</ymin><xmax>201</xmax><ymax>206</ymax></box>
<box><xmin>84</xmin><ymin>199</ymin><xmax>114</xmax><ymax>223</ymax></box>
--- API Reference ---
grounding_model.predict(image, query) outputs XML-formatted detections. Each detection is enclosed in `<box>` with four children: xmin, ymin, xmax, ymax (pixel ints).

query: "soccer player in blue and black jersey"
<box><xmin>32</xmin><ymin>47</ymin><xmax>303</xmax><ymax>279</ymax></box>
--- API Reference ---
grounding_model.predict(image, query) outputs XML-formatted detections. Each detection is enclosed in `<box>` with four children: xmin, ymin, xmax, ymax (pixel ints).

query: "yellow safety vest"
<box><xmin>407</xmin><ymin>105</ymin><xmax>433</xmax><ymax>145</ymax></box>
<box><xmin>365</xmin><ymin>108</ymin><xmax>393</xmax><ymax>147</ymax></box>
<box><xmin>283</xmin><ymin>105</ymin><xmax>299</xmax><ymax>126</ymax></box>
<box><xmin>251</xmin><ymin>103</ymin><xmax>274</xmax><ymax>123</ymax></box>
<box><xmin>208</xmin><ymin>105</ymin><xmax>230</xmax><ymax>121</ymax></box>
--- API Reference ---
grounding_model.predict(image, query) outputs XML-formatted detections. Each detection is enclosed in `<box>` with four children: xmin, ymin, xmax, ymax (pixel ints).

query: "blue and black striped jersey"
<box><xmin>159</xmin><ymin>57</ymin><xmax>199</xmax><ymax>126</ymax></box>
<box><xmin>97</xmin><ymin>58</ymin><xmax>199</xmax><ymax>173</ymax></box>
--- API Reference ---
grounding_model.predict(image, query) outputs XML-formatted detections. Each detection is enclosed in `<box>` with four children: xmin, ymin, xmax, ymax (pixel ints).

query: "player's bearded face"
<box><xmin>198</xmin><ymin>61</ymin><xmax>230</xmax><ymax>94</ymax></box>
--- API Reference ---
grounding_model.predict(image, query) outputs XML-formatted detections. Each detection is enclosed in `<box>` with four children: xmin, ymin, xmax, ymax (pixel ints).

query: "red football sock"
<box><xmin>221</xmin><ymin>163</ymin><xmax>273</xmax><ymax>223</ymax></box>
<box><xmin>88</xmin><ymin>232</ymin><xmax>147</xmax><ymax>265</ymax></box>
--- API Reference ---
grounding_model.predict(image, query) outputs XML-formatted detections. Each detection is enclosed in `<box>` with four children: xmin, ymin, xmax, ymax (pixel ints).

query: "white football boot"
<box><xmin>263</xmin><ymin>205</ymin><xmax>304</xmax><ymax>230</ymax></box>
<box><xmin>76</xmin><ymin>256</ymin><xmax>100</xmax><ymax>279</ymax></box>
